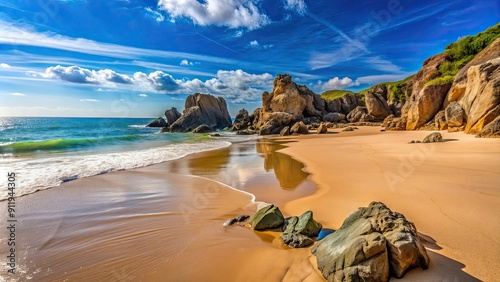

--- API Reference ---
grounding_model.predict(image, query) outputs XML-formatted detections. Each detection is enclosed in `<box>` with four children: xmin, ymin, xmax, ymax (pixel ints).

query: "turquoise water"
<box><xmin>0</xmin><ymin>117</ymin><xmax>246</xmax><ymax>200</ymax></box>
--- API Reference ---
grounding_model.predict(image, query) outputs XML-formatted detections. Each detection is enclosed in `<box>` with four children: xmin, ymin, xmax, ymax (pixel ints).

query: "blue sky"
<box><xmin>0</xmin><ymin>0</ymin><xmax>498</xmax><ymax>117</ymax></box>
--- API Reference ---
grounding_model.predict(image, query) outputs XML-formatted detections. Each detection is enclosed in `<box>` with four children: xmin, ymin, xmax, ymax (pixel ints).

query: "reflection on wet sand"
<box><xmin>256</xmin><ymin>139</ymin><xmax>309</xmax><ymax>190</ymax></box>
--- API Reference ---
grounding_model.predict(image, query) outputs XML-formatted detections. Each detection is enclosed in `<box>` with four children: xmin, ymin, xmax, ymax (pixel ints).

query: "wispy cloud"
<box><xmin>80</xmin><ymin>99</ymin><xmax>100</xmax><ymax>102</ymax></box>
<box><xmin>0</xmin><ymin>20</ymin><xmax>239</xmax><ymax>65</ymax></box>
<box><xmin>363</xmin><ymin>57</ymin><xmax>401</xmax><ymax>73</ymax></box>
<box><xmin>0</xmin><ymin>63</ymin><xmax>11</xmax><ymax>68</ymax></box>
<box><xmin>284</xmin><ymin>0</ymin><xmax>307</xmax><ymax>15</ymax></box>
<box><xmin>145</xmin><ymin>7</ymin><xmax>165</xmax><ymax>22</ymax></box>
<box><xmin>180</xmin><ymin>59</ymin><xmax>200</xmax><ymax>66</ymax></box>
<box><xmin>139</xmin><ymin>93</ymin><xmax>148</xmax><ymax>97</ymax></box>
<box><xmin>356</xmin><ymin>72</ymin><xmax>414</xmax><ymax>85</ymax></box>
<box><xmin>10</xmin><ymin>92</ymin><xmax>25</xmax><ymax>96</ymax></box>
<box><xmin>157</xmin><ymin>0</ymin><xmax>270</xmax><ymax>30</ymax></box>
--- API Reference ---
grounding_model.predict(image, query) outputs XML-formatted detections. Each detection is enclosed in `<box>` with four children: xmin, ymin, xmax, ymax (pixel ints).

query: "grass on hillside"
<box><xmin>321</xmin><ymin>90</ymin><xmax>354</xmax><ymax>100</ymax></box>
<box><xmin>439</xmin><ymin>23</ymin><xmax>500</xmax><ymax>77</ymax></box>
<box><xmin>425</xmin><ymin>75</ymin><xmax>455</xmax><ymax>86</ymax></box>
<box><xmin>358</xmin><ymin>74</ymin><xmax>414</xmax><ymax>102</ymax></box>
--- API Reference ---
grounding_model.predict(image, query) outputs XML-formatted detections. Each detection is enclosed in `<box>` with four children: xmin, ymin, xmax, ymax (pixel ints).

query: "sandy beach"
<box><xmin>1</xmin><ymin>127</ymin><xmax>499</xmax><ymax>281</ymax></box>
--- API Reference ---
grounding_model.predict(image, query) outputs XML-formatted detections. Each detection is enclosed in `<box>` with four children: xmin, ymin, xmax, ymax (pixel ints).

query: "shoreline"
<box><xmin>1</xmin><ymin>127</ymin><xmax>498</xmax><ymax>281</ymax></box>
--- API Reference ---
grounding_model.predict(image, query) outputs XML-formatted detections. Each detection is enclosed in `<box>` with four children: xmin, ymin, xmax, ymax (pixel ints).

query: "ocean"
<box><xmin>0</xmin><ymin>117</ymin><xmax>247</xmax><ymax>200</ymax></box>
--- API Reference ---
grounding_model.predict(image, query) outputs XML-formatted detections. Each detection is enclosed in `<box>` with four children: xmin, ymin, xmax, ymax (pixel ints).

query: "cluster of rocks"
<box><xmin>384</xmin><ymin>38</ymin><xmax>500</xmax><ymax>138</ymax></box>
<box><xmin>226</xmin><ymin>202</ymin><xmax>430</xmax><ymax>282</ymax></box>
<box><xmin>147</xmin><ymin>93</ymin><xmax>232</xmax><ymax>133</ymax></box>
<box><xmin>230</xmin><ymin>74</ymin><xmax>395</xmax><ymax>136</ymax></box>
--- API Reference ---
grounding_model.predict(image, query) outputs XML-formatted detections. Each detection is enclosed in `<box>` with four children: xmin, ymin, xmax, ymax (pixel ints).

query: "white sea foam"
<box><xmin>0</xmin><ymin>139</ymin><xmax>233</xmax><ymax>200</ymax></box>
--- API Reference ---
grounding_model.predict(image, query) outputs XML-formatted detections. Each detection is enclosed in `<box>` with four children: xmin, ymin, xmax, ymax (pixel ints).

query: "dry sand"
<box><xmin>278</xmin><ymin>127</ymin><xmax>500</xmax><ymax>281</ymax></box>
<box><xmin>1</xmin><ymin>128</ymin><xmax>498</xmax><ymax>281</ymax></box>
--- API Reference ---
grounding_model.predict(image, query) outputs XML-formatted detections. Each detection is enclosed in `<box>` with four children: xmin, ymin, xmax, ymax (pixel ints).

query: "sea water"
<box><xmin>0</xmin><ymin>117</ymin><xmax>247</xmax><ymax>200</ymax></box>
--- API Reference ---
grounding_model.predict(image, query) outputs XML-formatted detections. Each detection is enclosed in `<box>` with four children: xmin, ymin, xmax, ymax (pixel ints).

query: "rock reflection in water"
<box><xmin>256</xmin><ymin>139</ymin><xmax>309</xmax><ymax>190</ymax></box>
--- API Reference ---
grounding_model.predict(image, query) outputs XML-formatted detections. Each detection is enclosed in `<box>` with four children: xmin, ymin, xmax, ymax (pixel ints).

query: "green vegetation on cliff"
<box><xmin>358</xmin><ymin>75</ymin><xmax>414</xmax><ymax>102</ymax></box>
<box><xmin>425</xmin><ymin>75</ymin><xmax>455</xmax><ymax>86</ymax></box>
<box><xmin>321</xmin><ymin>90</ymin><xmax>354</xmax><ymax>100</ymax></box>
<box><xmin>439</xmin><ymin>23</ymin><xmax>500</xmax><ymax>77</ymax></box>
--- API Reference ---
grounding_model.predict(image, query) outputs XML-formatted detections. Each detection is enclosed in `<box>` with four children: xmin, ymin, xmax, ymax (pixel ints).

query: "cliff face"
<box><xmin>384</xmin><ymin>36</ymin><xmax>500</xmax><ymax>137</ymax></box>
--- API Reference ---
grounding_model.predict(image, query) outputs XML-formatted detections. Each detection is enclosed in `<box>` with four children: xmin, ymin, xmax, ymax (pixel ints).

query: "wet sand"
<box><xmin>1</xmin><ymin>128</ymin><xmax>498</xmax><ymax>281</ymax></box>
<box><xmin>0</xmin><ymin>140</ymin><xmax>321</xmax><ymax>281</ymax></box>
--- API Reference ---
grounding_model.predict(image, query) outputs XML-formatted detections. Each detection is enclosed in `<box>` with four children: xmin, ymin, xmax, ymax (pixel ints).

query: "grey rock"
<box><xmin>249</xmin><ymin>204</ymin><xmax>285</xmax><ymax>230</ymax></box>
<box><xmin>323</xmin><ymin>112</ymin><xmax>346</xmax><ymax>123</ymax></box>
<box><xmin>165</xmin><ymin>107</ymin><xmax>182</xmax><ymax>125</ymax></box>
<box><xmin>192</xmin><ymin>124</ymin><xmax>212</xmax><ymax>133</ymax></box>
<box><xmin>223</xmin><ymin>215</ymin><xmax>250</xmax><ymax>227</ymax></box>
<box><xmin>290</xmin><ymin>121</ymin><xmax>309</xmax><ymax>134</ymax></box>
<box><xmin>147</xmin><ymin>117</ymin><xmax>168</xmax><ymax>128</ymax></box>
<box><xmin>280</xmin><ymin>126</ymin><xmax>291</xmax><ymax>136</ymax></box>
<box><xmin>423</xmin><ymin>132</ymin><xmax>443</xmax><ymax>143</ymax></box>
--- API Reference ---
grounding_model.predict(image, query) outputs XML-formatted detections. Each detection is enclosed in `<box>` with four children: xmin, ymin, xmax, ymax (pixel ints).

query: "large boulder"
<box><xmin>347</xmin><ymin>106</ymin><xmax>375</xmax><ymax>123</ymax></box>
<box><xmin>365</xmin><ymin>91</ymin><xmax>391</xmax><ymax>120</ymax></box>
<box><xmin>406</xmin><ymin>83</ymin><xmax>452</xmax><ymax>130</ymax></box>
<box><xmin>249</xmin><ymin>204</ymin><xmax>285</xmax><ymax>230</ymax></box>
<box><xmin>147</xmin><ymin>117</ymin><xmax>168</xmax><ymax>127</ymax></box>
<box><xmin>459</xmin><ymin>58</ymin><xmax>500</xmax><ymax>134</ymax></box>
<box><xmin>447</xmin><ymin>38</ymin><xmax>500</xmax><ymax>103</ymax></box>
<box><xmin>325</xmin><ymin>98</ymin><xmax>342</xmax><ymax>113</ymax></box>
<box><xmin>170</xmin><ymin>93</ymin><xmax>232</xmax><ymax>132</ymax></box>
<box><xmin>268</xmin><ymin>74</ymin><xmax>307</xmax><ymax>119</ymax></box>
<box><xmin>476</xmin><ymin>115</ymin><xmax>500</xmax><ymax>138</ymax></box>
<box><xmin>434</xmin><ymin>110</ymin><xmax>448</xmax><ymax>130</ymax></box>
<box><xmin>411</xmin><ymin>53</ymin><xmax>451</xmax><ymax>101</ymax></box>
<box><xmin>423</xmin><ymin>132</ymin><xmax>443</xmax><ymax>143</ymax></box>
<box><xmin>165</xmin><ymin>107</ymin><xmax>182</xmax><ymax>125</ymax></box>
<box><xmin>341</xmin><ymin>93</ymin><xmax>360</xmax><ymax>114</ymax></box>
<box><xmin>280</xmin><ymin>211</ymin><xmax>322</xmax><ymax>248</ymax></box>
<box><xmin>312</xmin><ymin>202</ymin><xmax>429</xmax><ymax>282</ymax></box>
<box><xmin>445</xmin><ymin>101</ymin><xmax>464</xmax><ymax>128</ymax></box>
<box><xmin>192</xmin><ymin>124</ymin><xmax>212</xmax><ymax>133</ymax></box>
<box><xmin>258</xmin><ymin>112</ymin><xmax>294</xmax><ymax>135</ymax></box>
<box><xmin>323</xmin><ymin>112</ymin><xmax>346</xmax><ymax>123</ymax></box>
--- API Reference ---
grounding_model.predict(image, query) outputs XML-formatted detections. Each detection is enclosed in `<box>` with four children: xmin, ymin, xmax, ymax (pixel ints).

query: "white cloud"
<box><xmin>157</xmin><ymin>0</ymin><xmax>270</xmax><ymax>30</ymax></box>
<box><xmin>145</xmin><ymin>7</ymin><xmax>165</xmax><ymax>22</ymax></box>
<box><xmin>10</xmin><ymin>92</ymin><xmax>25</xmax><ymax>96</ymax></box>
<box><xmin>139</xmin><ymin>93</ymin><xmax>148</xmax><ymax>97</ymax></box>
<box><xmin>284</xmin><ymin>0</ymin><xmax>307</xmax><ymax>14</ymax></box>
<box><xmin>80</xmin><ymin>99</ymin><xmax>100</xmax><ymax>102</ymax></box>
<box><xmin>180</xmin><ymin>59</ymin><xmax>199</xmax><ymax>66</ymax></box>
<box><xmin>315</xmin><ymin>77</ymin><xmax>360</xmax><ymax>91</ymax></box>
<box><xmin>30</xmin><ymin>65</ymin><xmax>273</xmax><ymax>102</ymax></box>
<box><xmin>234</xmin><ymin>30</ymin><xmax>244</xmax><ymax>37</ymax></box>
<box><xmin>248</xmin><ymin>40</ymin><xmax>274</xmax><ymax>49</ymax></box>
<box><xmin>0</xmin><ymin>63</ymin><xmax>11</xmax><ymax>68</ymax></box>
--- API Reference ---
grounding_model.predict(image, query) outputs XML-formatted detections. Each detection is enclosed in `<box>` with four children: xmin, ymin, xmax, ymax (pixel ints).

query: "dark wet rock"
<box><xmin>147</xmin><ymin>117</ymin><xmax>168</xmax><ymax>127</ymax></box>
<box><xmin>231</xmin><ymin>108</ymin><xmax>252</xmax><ymax>131</ymax></box>
<box><xmin>223</xmin><ymin>215</ymin><xmax>250</xmax><ymax>227</ymax></box>
<box><xmin>249</xmin><ymin>204</ymin><xmax>285</xmax><ymax>230</ymax></box>
<box><xmin>323</xmin><ymin>112</ymin><xmax>346</xmax><ymax>123</ymax></box>
<box><xmin>280</xmin><ymin>211</ymin><xmax>322</xmax><ymax>248</ymax></box>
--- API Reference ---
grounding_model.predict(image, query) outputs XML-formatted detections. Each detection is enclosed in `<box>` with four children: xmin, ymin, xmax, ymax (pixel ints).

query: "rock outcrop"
<box><xmin>447</xmin><ymin>38</ymin><xmax>500</xmax><ymax>103</ymax></box>
<box><xmin>317</xmin><ymin>123</ymin><xmax>328</xmax><ymax>134</ymax></box>
<box><xmin>434</xmin><ymin>110</ymin><xmax>448</xmax><ymax>130</ymax></box>
<box><xmin>231</xmin><ymin>108</ymin><xmax>252</xmax><ymax>131</ymax></box>
<box><xmin>365</xmin><ymin>91</ymin><xmax>391</xmax><ymax>120</ymax></box>
<box><xmin>406</xmin><ymin>83</ymin><xmax>452</xmax><ymax>130</ymax></box>
<box><xmin>165</xmin><ymin>107</ymin><xmax>182</xmax><ymax>125</ymax></box>
<box><xmin>147</xmin><ymin>117</ymin><xmax>168</xmax><ymax>127</ymax></box>
<box><xmin>323</xmin><ymin>112</ymin><xmax>346</xmax><ymax>123</ymax></box>
<box><xmin>347</xmin><ymin>106</ymin><xmax>375</xmax><ymax>123</ymax></box>
<box><xmin>459</xmin><ymin>58</ymin><xmax>500</xmax><ymax>134</ymax></box>
<box><xmin>192</xmin><ymin>124</ymin><xmax>212</xmax><ymax>133</ymax></box>
<box><xmin>445</xmin><ymin>101</ymin><xmax>464</xmax><ymax>128</ymax></box>
<box><xmin>476</xmin><ymin>115</ymin><xmax>500</xmax><ymax>138</ymax></box>
<box><xmin>312</xmin><ymin>202</ymin><xmax>429</xmax><ymax>282</ymax></box>
<box><xmin>249</xmin><ymin>204</ymin><xmax>285</xmax><ymax>230</ymax></box>
<box><xmin>170</xmin><ymin>93</ymin><xmax>232</xmax><ymax>132</ymax></box>
<box><xmin>280</xmin><ymin>211</ymin><xmax>322</xmax><ymax>248</ymax></box>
